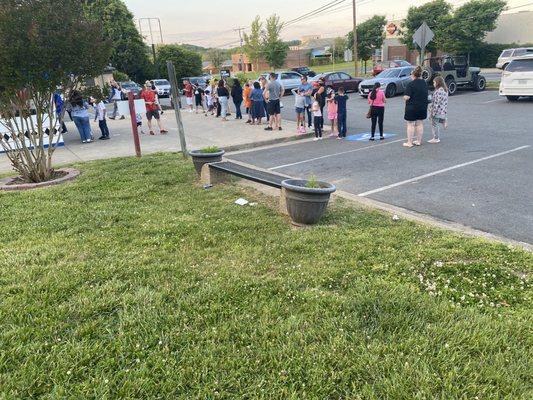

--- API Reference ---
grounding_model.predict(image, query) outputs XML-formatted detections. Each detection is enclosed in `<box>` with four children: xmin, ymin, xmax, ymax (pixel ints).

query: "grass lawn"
<box><xmin>0</xmin><ymin>153</ymin><xmax>531</xmax><ymax>399</ymax></box>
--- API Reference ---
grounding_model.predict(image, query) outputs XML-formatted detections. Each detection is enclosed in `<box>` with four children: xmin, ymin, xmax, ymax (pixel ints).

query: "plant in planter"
<box><xmin>281</xmin><ymin>175</ymin><xmax>336</xmax><ymax>225</ymax></box>
<box><xmin>189</xmin><ymin>146</ymin><xmax>225</xmax><ymax>176</ymax></box>
<box><xmin>0</xmin><ymin>0</ymin><xmax>110</xmax><ymax>184</ymax></box>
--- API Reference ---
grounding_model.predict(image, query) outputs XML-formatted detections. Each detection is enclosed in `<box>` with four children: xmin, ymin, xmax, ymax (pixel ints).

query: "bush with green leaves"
<box><xmin>0</xmin><ymin>0</ymin><xmax>110</xmax><ymax>183</ymax></box>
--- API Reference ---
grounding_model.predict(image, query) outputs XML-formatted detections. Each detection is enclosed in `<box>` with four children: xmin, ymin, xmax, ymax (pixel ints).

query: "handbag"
<box><xmin>366</xmin><ymin>97</ymin><xmax>374</xmax><ymax>119</ymax></box>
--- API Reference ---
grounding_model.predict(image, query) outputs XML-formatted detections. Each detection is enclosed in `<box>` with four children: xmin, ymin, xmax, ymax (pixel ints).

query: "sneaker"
<box><xmin>319</xmin><ymin>136</ymin><xmax>323</xmax><ymax>140</ymax></box>
<box><xmin>86</xmin><ymin>138</ymin><xmax>93</xmax><ymax>143</ymax></box>
<box><xmin>278</xmin><ymin>127</ymin><xmax>282</xmax><ymax>131</ymax></box>
<box><xmin>313</xmin><ymin>137</ymin><xmax>319</xmax><ymax>141</ymax></box>
<box><xmin>119</xmin><ymin>116</ymin><xmax>125</xmax><ymax>120</ymax></box>
<box><xmin>149</xmin><ymin>131</ymin><xmax>155</xmax><ymax>135</ymax></box>
<box><xmin>98</xmin><ymin>136</ymin><xmax>105</xmax><ymax>140</ymax></box>
<box><xmin>160</xmin><ymin>129</ymin><xmax>168</xmax><ymax>134</ymax></box>
<box><xmin>264</xmin><ymin>127</ymin><xmax>273</xmax><ymax>131</ymax></box>
<box><xmin>413</xmin><ymin>141</ymin><xmax>421</xmax><ymax>146</ymax></box>
<box><xmin>403</xmin><ymin>142</ymin><xmax>414</xmax><ymax>148</ymax></box>
<box><xmin>369</xmin><ymin>137</ymin><xmax>375</xmax><ymax>141</ymax></box>
<box><xmin>428</xmin><ymin>138</ymin><xmax>440</xmax><ymax>143</ymax></box>
<box><xmin>337</xmin><ymin>136</ymin><xmax>343</xmax><ymax>140</ymax></box>
<box><xmin>380</xmin><ymin>136</ymin><xmax>385</xmax><ymax>140</ymax></box>
<box><xmin>82</xmin><ymin>140</ymin><xmax>87</xmax><ymax>143</ymax></box>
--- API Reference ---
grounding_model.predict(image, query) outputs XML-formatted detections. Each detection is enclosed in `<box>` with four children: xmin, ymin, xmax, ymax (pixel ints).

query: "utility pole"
<box><xmin>167</xmin><ymin>61</ymin><xmax>188</xmax><ymax>159</ymax></box>
<box><xmin>352</xmin><ymin>0</ymin><xmax>358</xmax><ymax>76</ymax></box>
<box><xmin>235</xmin><ymin>27</ymin><xmax>246</xmax><ymax>72</ymax></box>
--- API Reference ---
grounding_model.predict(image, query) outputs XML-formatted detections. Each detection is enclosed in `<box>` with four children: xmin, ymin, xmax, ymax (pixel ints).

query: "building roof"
<box><xmin>299</xmin><ymin>37</ymin><xmax>336</xmax><ymax>50</ymax></box>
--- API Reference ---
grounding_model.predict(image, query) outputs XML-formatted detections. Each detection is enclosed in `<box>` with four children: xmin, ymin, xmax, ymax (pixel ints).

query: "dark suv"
<box><xmin>291</xmin><ymin>66</ymin><xmax>316</xmax><ymax>77</ymax></box>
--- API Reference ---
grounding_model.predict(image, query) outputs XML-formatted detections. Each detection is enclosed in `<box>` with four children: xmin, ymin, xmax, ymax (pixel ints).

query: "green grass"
<box><xmin>0</xmin><ymin>153</ymin><xmax>531</xmax><ymax>399</ymax></box>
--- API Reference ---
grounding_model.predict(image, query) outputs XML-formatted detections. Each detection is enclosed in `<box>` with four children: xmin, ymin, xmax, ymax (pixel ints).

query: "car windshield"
<box><xmin>506</xmin><ymin>59</ymin><xmax>533</xmax><ymax>72</ymax></box>
<box><xmin>500</xmin><ymin>50</ymin><xmax>513</xmax><ymax>57</ymax></box>
<box><xmin>377</xmin><ymin>69</ymin><xmax>401</xmax><ymax>78</ymax></box>
<box><xmin>154</xmin><ymin>80</ymin><xmax>170</xmax><ymax>85</ymax></box>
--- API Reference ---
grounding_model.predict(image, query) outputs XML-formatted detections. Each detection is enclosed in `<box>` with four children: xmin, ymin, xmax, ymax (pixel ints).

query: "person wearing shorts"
<box><xmin>264</xmin><ymin>72</ymin><xmax>284</xmax><ymax>131</ymax></box>
<box><xmin>403</xmin><ymin>66</ymin><xmax>429</xmax><ymax>148</ymax></box>
<box><xmin>183</xmin><ymin>80</ymin><xmax>194</xmax><ymax>112</ymax></box>
<box><xmin>140</xmin><ymin>81</ymin><xmax>168</xmax><ymax>135</ymax></box>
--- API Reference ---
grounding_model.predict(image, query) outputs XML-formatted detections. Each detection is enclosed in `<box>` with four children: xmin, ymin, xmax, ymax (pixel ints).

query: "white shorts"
<box><xmin>186</xmin><ymin>97</ymin><xmax>193</xmax><ymax>106</ymax></box>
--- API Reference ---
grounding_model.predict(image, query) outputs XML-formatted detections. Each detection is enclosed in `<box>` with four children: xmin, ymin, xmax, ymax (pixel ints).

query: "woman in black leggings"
<box><xmin>368</xmin><ymin>82</ymin><xmax>386</xmax><ymax>140</ymax></box>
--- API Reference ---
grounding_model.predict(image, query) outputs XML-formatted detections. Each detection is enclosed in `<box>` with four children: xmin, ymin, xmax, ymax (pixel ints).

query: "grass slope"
<box><xmin>0</xmin><ymin>154</ymin><xmax>531</xmax><ymax>399</ymax></box>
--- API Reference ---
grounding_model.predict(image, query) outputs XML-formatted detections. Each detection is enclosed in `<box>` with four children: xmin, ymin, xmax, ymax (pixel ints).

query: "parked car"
<box><xmin>257</xmin><ymin>71</ymin><xmax>303</xmax><ymax>92</ymax></box>
<box><xmin>372</xmin><ymin>60</ymin><xmax>411</xmax><ymax>76</ymax></box>
<box><xmin>291</xmin><ymin>66</ymin><xmax>316</xmax><ymax>77</ymax></box>
<box><xmin>119</xmin><ymin>81</ymin><xmax>142</xmax><ymax>98</ymax></box>
<box><xmin>359</xmin><ymin>66</ymin><xmax>415</xmax><ymax>98</ymax></box>
<box><xmin>151</xmin><ymin>79</ymin><xmax>171</xmax><ymax>98</ymax></box>
<box><xmin>182</xmin><ymin>76</ymin><xmax>208</xmax><ymax>89</ymax></box>
<box><xmin>310</xmin><ymin>72</ymin><xmax>363</xmax><ymax>93</ymax></box>
<box><xmin>421</xmin><ymin>55</ymin><xmax>486</xmax><ymax>96</ymax></box>
<box><xmin>499</xmin><ymin>55</ymin><xmax>533</xmax><ymax>101</ymax></box>
<box><xmin>496</xmin><ymin>47</ymin><xmax>533</xmax><ymax>70</ymax></box>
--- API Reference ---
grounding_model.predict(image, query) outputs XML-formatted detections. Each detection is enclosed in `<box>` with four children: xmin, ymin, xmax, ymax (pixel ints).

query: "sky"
<box><xmin>124</xmin><ymin>0</ymin><xmax>531</xmax><ymax>47</ymax></box>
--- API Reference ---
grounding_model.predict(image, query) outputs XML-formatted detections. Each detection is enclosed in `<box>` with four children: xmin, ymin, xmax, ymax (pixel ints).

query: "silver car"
<box><xmin>359</xmin><ymin>66</ymin><xmax>415</xmax><ymax>98</ymax></box>
<box><xmin>258</xmin><ymin>71</ymin><xmax>303</xmax><ymax>93</ymax></box>
<box><xmin>152</xmin><ymin>79</ymin><xmax>171</xmax><ymax>98</ymax></box>
<box><xmin>496</xmin><ymin>47</ymin><xmax>533</xmax><ymax>70</ymax></box>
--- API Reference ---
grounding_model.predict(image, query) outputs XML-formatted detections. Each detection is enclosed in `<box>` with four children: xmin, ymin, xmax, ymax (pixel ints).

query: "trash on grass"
<box><xmin>235</xmin><ymin>198</ymin><xmax>249</xmax><ymax>206</ymax></box>
<box><xmin>392</xmin><ymin>214</ymin><xmax>400</xmax><ymax>221</ymax></box>
<box><xmin>203</xmin><ymin>184</ymin><xmax>213</xmax><ymax>190</ymax></box>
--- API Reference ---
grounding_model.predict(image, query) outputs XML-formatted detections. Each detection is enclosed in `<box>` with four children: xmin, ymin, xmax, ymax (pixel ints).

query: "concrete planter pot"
<box><xmin>189</xmin><ymin>149</ymin><xmax>225</xmax><ymax>176</ymax></box>
<box><xmin>281</xmin><ymin>179</ymin><xmax>336</xmax><ymax>225</ymax></box>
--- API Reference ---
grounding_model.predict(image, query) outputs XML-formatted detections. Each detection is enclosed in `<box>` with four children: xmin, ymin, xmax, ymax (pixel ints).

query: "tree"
<box><xmin>401</xmin><ymin>0</ymin><xmax>452</xmax><ymax>54</ymax></box>
<box><xmin>0</xmin><ymin>0</ymin><xmax>110</xmax><ymax>183</ymax></box>
<box><xmin>440</xmin><ymin>0</ymin><xmax>506</xmax><ymax>55</ymax></box>
<box><xmin>156</xmin><ymin>45</ymin><xmax>202</xmax><ymax>81</ymax></box>
<box><xmin>333</xmin><ymin>37</ymin><xmax>347</xmax><ymax>60</ymax></box>
<box><xmin>84</xmin><ymin>0</ymin><xmax>153</xmax><ymax>82</ymax></box>
<box><xmin>243</xmin><ymin>16</ymin><xmax>263</xmax><ymax>71</ymax></box>
<box><xmin>262</xmin><ymin>14</ymin><xmax>288</xmax><ymax>69</ymax></box>
<box><xmin>207</xmin><ymin>49</ymin><xmax>225</xmax><ymax>71</ymax></box>
<box><xmin>347</xmin><ymin>16</ymin><xmax>387</xmax><ymax>68</ymax></box>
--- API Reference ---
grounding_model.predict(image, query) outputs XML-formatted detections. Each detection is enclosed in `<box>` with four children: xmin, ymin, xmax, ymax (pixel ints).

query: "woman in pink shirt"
<box><xmin>368</xmin><ymin>82</ymin><xmax>386</xmax><ymax>140</ymax></box>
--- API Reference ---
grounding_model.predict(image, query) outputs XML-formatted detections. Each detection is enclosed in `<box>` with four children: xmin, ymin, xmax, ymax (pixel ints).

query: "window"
<box><xmin>287</xmin><ymin>73</ymin><xmax>301</xmax><ymax>79</ymax></box>
<box><xmin>400</xmin><ymin>67</ymin><xmax>413</xmax><ymax>77</ymax></box>
<box><xmin>514</xmin><ymin>48</ymin><xmax>533</xmax><ymax>57</ymax></box>
<box><xmin>328</xmin><ymin>73</ymin><xmax>340</xmax><ymax>81</ymax></box>
<box><xmin>378</xmin><ymin>69</ymin><xmax>400</xmax><ymax>78</ymax></box>
<box><xmin>506</xmin><ymin>59</ymin><xmax>533</xmax><ymax>72</ymax></box>
<box><xmin>501</xmin><ymin>50</ymin><xmax>513</xmax><ymax>57</ymax></box>
<box><xmin>338</xmin><ymin>72</ymin><xmax>350</xmax><ymax>79</ymax></box>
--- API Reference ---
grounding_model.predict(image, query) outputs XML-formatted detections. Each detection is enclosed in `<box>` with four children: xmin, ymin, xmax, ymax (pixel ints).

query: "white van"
<box><xmin>499</xmin><ymin>55</ymin><xmax>533</xmax><ymax>101</ymax></box>
<box><xmin>496</xmin><ymin>48</ymin><xmax>533</xmax><ymax>69</ymax></box>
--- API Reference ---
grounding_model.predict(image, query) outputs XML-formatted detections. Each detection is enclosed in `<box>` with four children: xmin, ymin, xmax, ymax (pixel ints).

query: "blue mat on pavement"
<box><xmin>345</xmin><ymin>132</ymin><xmax>397</xmax><ymax>141</ymax></box>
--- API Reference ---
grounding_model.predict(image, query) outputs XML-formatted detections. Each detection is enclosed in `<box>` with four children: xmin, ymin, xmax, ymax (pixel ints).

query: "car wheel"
<box><xmin>446</xmin><ymin>78</ymin><xmax>457</xmax><ymax>96</ymax></box>
<box><xmin>421</xmin><ymin>67</ymin><xmax>433</xmax><ymax>83</ymax></box>
<box><xmin>474</xmin><ymin>75</ymin><xmax>486</xmax><ymax>91</ymax></box>
<box><xmin>385</xmin><ymin>84</ymin><xmax>396</xmax><ymax>98</ymax></box>
<box><xmin>506</xmin><ymin>96</ymin><xmax>520</xmax><ymax>102</ymax></box>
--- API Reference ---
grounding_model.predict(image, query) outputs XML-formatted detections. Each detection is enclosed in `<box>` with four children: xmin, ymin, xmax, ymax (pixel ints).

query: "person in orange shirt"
<box><xmin>243</xmin><ymin>81</ymin><xmax>253</xmax><ymax>124</ymax></box>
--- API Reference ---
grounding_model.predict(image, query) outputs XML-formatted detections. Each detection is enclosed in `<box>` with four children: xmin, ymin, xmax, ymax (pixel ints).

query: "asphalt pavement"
<box><xmin>228</xmin><ymin>89</ymin><xmax>533</xmax><ymax>245</ymax></box>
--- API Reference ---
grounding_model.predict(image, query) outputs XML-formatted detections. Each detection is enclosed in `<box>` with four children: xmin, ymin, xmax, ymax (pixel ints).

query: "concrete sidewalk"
<box><xmin>0</xmin><ymin>110</ymin><xmax>302</xmax><ymax>174</ymax></box>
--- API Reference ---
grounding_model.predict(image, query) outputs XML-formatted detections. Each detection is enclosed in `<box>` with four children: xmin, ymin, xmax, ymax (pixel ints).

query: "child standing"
<box><xmin>326</xmin><ymin>91</ymin><xmax>338</xmax><ymax>137</ymax></box>
<box><xmin>312</xmin><ymin>99</ymin><xmax>323</xmax><ymax>141</ymax></box>
<box><xmin>92</xmin><ymin>96</ymin><xmax>110</xmax><ymax>140</ymax></box>
<box><xmin>368</xmin><ymin>82</ymin><xmax>386</xmax><ymax>141</ymax></box>
<box><xmin>292</xmin><ymin>88</ymin><xmax>306</xmax><ymax>134</ymax></box>
<box><xmin>205</xmin><ymin>87</ymin><xmax>214</xmax><ymax>115</ymax></box>
<box><xmin>334</xmin><ymin>87</ymin><xmax>348</xmax><ymax>139</ymax></box>
<box><xmin>429</xmin><ymin>76</ymin><xmax>448</xmax><ymax>144</ymax></box>
<box><xmin>136</xmin><ymin>113</ymin><xmax>145</xmax><ymax>134</ymax></box>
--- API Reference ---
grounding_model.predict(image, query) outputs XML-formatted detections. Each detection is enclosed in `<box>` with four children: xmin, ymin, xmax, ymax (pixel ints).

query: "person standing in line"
<box><xmin>194</xmin><ymin>84</ymin><xmax>205</xmax><ymax>114</ymax></box>
<box><xmin>429</xmin><ymin>76</ymin><xmax>448</xmax><ymax>144</ymax></box>
<box><xmin>298</xmin><ymin>75</ymin><xmax>314</xmax><ymax>128</ymax></box>
<box><xmin>69</xmin><ymin>90</ymin><xmax>93</xmax><ymax>143</ymax></box>
<box><xmin>108</xmin><ymin>80</ymin><xmax>124</xmax><ymax>120</ymax></box>
<box><xmin>313</xmin><ymin>78</ymin><xmax>326</xmax><ymax>128</ymax></box>
<box><xmin>231</xmin><ymin>79</ymin><xmax>244</xmax><ymax>120</ymax></box>
<box><xmin>326</xmin><ymin>91</ymin><xmax>338</xmax><ymax>137</ymax></box>
<box><xmin>291</xmin><ymin>87</ymin><xmax>306</xmax><ymax>134</ymax></box>
<box><xmin>403</xmin><ymin>66</ymin><xmax>429</xmax><ymax>148</ymax></box>
<box><xmin>264</xmin><ymin>72</ymin><xmax>284</xmax><ymax>131</ymax></box>
<box><xmin>91</xmin><ymin>96</ymin><xmax>110</xmax><ymax>140</ymax></box>
<box><xmin>312</xmin><ymin>98</ymin><xmax>323</xmax><ymax>141</ymax></box>
<box><xmin>204</xmin><ymin>87</ymin><xmax>214</xmax><ymax>116</ymax></box>
<box><xmin>368</xmin><ymin>82</ymin><xmax>386</xmax><ymax>141</ymax></box>
<box><xmin>334</xmin><ymin>87</ymin><xmax>348</xmax><ymax>139</ymax></box>
<box><xmin>183</xmin><ymin>79</ymin><xmax>194</xmax><ymax>113</ymax></box>
<box><xmin>53</xmin><ymin>90</ymin><xmax>68</xmax><ymax>133</ymax></box>
<box><xmin>259</xmin><ymin>76</ymin><xmax>269</xmax><ymax>123</ymax></box>
<box><xmin>140</xmin><ymin>80</ymin><xmax>168</xmax><ymax>135</ymax></box>
<box><xmin>250</xmin><ymin>81</ymin><xmax>265</xmax><ymax>125</ymax></box>
<box><xmin>243</xmin><ymin>81</ymin><xmax>253</xmax><ymax>123</ymax></box>
<box><xmin>217</xmin><ymin>80</ymin><xmax>230</xmax><ymax>121</ymax></box>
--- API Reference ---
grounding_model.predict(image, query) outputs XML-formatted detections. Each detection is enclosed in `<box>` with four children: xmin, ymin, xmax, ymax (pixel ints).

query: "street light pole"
<box><xmin>235</xmin><ymin>27</ymin><xmax>245</xmax><ymax>72</ymax></box>
<box><xmin>352</xmin><ymin>0</ymin><xmax>358</xmax><ymax>76</ymax></box>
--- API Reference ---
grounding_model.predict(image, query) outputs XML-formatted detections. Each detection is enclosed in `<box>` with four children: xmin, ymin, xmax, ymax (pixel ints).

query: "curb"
<box><xmin>223</xmin><ymin>133</ymin><xmax>313</xmax><ymax>153</ymax></box>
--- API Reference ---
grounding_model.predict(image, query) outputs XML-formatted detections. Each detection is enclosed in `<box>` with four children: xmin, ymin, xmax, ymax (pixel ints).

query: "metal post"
<box><xmin>352</xmin><ymin>0</ymin><xmax>358</xmax><ymax>76</ymax></box>
<box><xmin>127</xmin><ymin>92</ymin><xmax>141</xmax><ymax>158</ymax></box>
<box><xmin>156</xmin><ymin>18</ymin><xmax>164</xmax><ymax>44</ymax></box>
<box><xmin>167</xmin><ymin>61</ymin><xmax>188</xmax><ymax>159</ymax></box>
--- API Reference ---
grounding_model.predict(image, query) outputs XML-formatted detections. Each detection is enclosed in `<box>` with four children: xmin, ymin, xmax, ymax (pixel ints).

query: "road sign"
<box><xmin>413</xmin><ymin>22</ymin><xmax>434</xmax><ymax>50</ymax></box>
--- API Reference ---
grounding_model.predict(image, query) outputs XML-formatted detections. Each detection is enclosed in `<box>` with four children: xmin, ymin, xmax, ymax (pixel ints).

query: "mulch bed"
<box><xmin>0</xmin><ymin>168</ymin><xmax>80</xmax><ymax>191</ymax></box>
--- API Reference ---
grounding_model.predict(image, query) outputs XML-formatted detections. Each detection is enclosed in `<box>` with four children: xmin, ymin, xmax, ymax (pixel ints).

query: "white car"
<box><xmin>151</xmin><ymin>79</ymin><xmax>171</xmax><ymax>98</ymax></box>
<box><xmin>257</xmin><ymin>71</ymin><xmax>303</xmax><ymax>92</ymax></box>
<box><xmin>496</xmin><ymin>47</ymin><xmax>533</xmax><ymax>70</ymax></box>
<box><xmin>499</xmin><ymin>55</ymin><xmax>533</xmax><ymax>102</ymax></box>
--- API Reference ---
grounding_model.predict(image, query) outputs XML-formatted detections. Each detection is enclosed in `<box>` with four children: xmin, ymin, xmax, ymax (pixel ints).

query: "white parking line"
<box><xmin>269</xmin><ymin>138</ymin><xmax>405</xmax><ymax>170</ymax></box>
<box><xmin>482</xmin><ymin>98</ymin><xmax>503</xmax><ymax>104</ymax></box>
<box><xmin>358</xmin><ymin>145</ymin><xmax>530</xmax><ymax>197</ymax></box>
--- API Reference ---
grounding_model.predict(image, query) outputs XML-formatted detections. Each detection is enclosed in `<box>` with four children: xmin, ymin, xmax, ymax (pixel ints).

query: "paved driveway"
<box><xmin>228</xmin><ymin>90</ymin><xmax>533</xmax><ymax>245</ymax></box>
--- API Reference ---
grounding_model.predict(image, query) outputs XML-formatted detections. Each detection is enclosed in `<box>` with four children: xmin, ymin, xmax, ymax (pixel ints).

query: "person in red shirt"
<box><xmin>183</xmin><ymin>79</ymin><xmax>194</xmax><ymax>113</ymax></box>
<box><xmin>140</xmin><ymin>81</ymin><xmax>168</xmax><ymax>135</ymax></box>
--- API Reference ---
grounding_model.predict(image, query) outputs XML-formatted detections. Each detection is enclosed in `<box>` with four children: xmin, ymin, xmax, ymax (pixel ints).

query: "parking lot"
<box><xmin>228</xmin><ymin>89</ymin><xmax>533</xmax><ymax>245</ymax></box>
